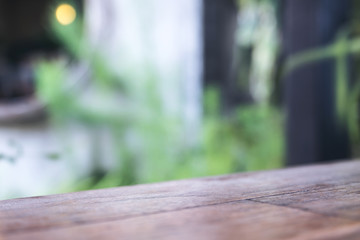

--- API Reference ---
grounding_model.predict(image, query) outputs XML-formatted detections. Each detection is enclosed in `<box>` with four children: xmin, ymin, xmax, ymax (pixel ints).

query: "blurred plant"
<box><xmin>231</xmin><ymin>0</ymin><xmax>283</xmax><ymax>170</ymax></box>
<box><xmin>236</xmin><ymin>0</ymin><xmax>279</xmax><ymax>103</ymax></box>
<box><xmin>35</xmin><ymin>2</ymin><xmax>283</xmax><ymax>191</ymax></box>
<box><xmin>203</xmin><ymin>87</ymin><xmax>283</xmax><ymax>172</ymax></box>
<box><xmin>283</xmin><ymin>28</ymin><xmax>360</xmax><ymax>154</ymax></box>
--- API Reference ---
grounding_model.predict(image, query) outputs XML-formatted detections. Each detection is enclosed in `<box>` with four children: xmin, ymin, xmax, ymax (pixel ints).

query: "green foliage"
<box><xmin>203</xmin><ymin>88</ymin><xmax>283</xmax><ymax>172</ymax></box>
<box><xmin>283</xmin><ymin>29</ymin><xmax>360</xmax><ymax>147</ymax></box>
<box><xmin>35</xmin><ymin>6</ymin><xmax>284</xmax><ymax>191</ymax></box>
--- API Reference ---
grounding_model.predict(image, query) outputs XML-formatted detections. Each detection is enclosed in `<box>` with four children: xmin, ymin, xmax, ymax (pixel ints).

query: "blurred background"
<box><xmin>0</xmin><ymin>0</ymin><xmax>358</xmax><ymax>199</ymax></box>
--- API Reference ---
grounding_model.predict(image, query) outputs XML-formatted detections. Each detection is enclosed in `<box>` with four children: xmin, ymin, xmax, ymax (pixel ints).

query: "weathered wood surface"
<box><xmin>1</xmin><ymin>161</ymin><xmax>360</xmax><ymax>240</ymax></box>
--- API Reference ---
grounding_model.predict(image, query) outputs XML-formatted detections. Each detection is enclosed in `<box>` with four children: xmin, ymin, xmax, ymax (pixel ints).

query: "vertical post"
<box><xmin>203</xmin><ymin>0</ymin><xmax>239</xmax><ymax>110</ymax></box>
<box><xmin>282</xmin><ymin>0</ymin><xmax>351</xmax><ymax>165</ymax></box>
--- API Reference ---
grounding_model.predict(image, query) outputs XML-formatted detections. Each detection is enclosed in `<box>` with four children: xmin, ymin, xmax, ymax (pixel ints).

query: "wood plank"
<box><xmin>252</xmin><ymin>182</ymin><xmax>360</xmax><ymax>221</ymax></box>
<box><xmin>1</xmin><ymin>160</ymin><xmax>360</xmax><ymax>239</ymax></box>
<box><xmin>5</xmin><ymin>201</ymin><xmax>360</xmax><ymax>240</ymax></box>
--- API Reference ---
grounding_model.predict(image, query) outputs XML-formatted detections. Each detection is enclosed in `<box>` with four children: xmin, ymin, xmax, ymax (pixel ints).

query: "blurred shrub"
<box><xmin>203</xmin><ymin>87</ymin><xmax>283</xmax><ymax>173</ymax></box>
<box><xmin>35</xmin><ymin>7</ymin><xmax>283</xmax><ymax>191</ymax></box>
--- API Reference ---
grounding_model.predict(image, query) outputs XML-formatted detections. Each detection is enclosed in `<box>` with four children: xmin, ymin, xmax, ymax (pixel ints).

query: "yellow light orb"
<box><xmin>55</xmin><ymin>4</ymin><xmax>76</xmax><ymax>25</ymax></box>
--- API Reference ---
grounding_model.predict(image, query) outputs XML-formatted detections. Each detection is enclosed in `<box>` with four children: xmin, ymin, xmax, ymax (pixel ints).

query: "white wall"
<box><xmin>86</xmin><ymin>0</ymin><xmax>203</xmax><ymax>141</ymax></box>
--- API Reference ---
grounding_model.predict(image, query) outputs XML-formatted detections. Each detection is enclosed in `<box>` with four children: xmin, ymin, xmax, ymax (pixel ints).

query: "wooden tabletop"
<box><xmin>1</xmin><ymin>161</ymin><xmax>360</xmax><ymax>240</ymax></box>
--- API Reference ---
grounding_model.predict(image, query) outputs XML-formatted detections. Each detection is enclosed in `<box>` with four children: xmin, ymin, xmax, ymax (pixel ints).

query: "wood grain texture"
<box><xmin>1</xmin><ymin>161</ymin><xmax>360</xmax><ymax>239</ymax></box>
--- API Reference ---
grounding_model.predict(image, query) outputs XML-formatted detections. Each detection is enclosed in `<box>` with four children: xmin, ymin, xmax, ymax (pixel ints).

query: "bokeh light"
<box><xmin>55</xmin><ymin>4</ymin><xmax>76</xmax><ymax>25</ymax></box>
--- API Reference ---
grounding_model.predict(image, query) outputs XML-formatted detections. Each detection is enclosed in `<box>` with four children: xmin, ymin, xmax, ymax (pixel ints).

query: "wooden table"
<box><xmin>1</xmin><ymin>161</ymin><xmax>360</xmax><ymax>240</ymax></box>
